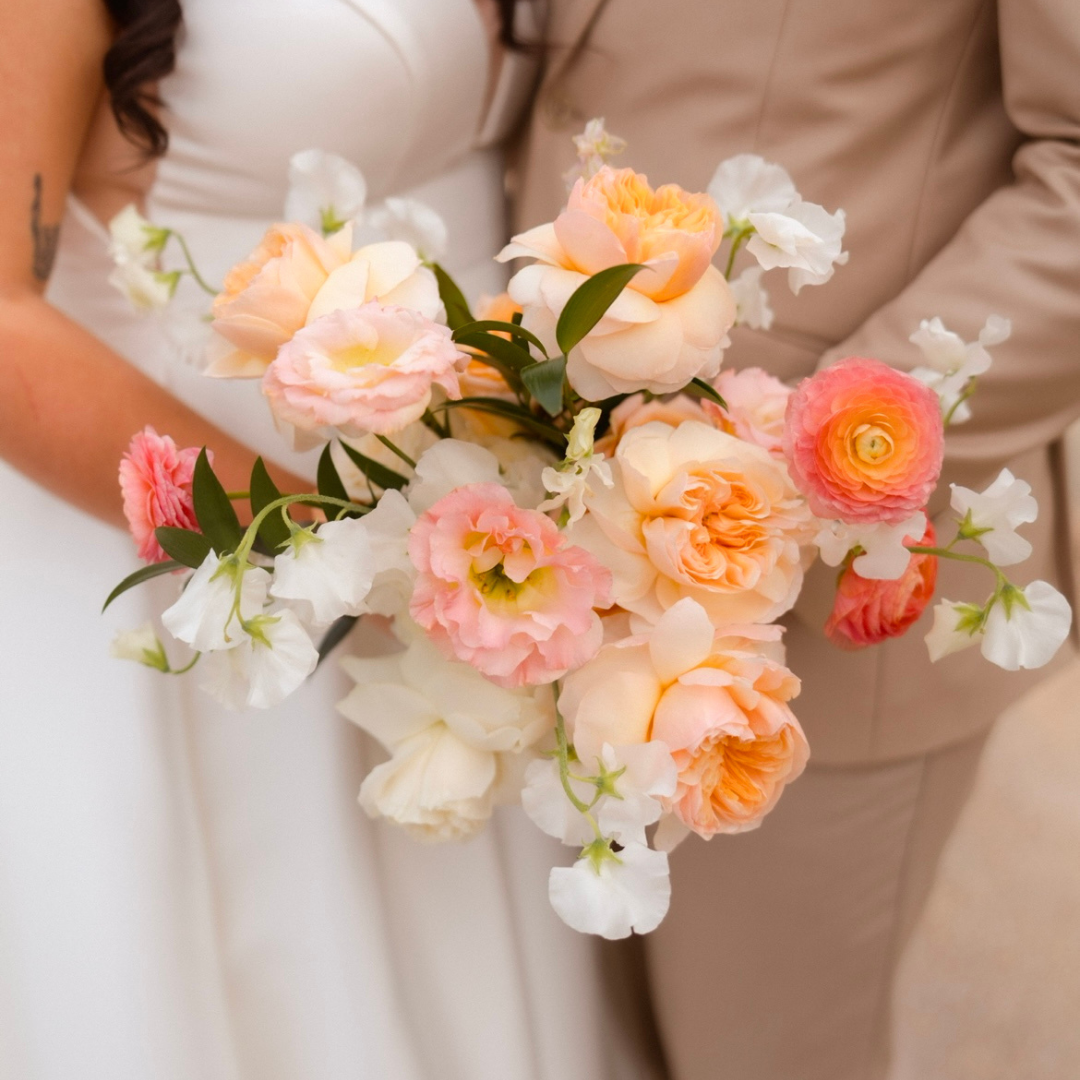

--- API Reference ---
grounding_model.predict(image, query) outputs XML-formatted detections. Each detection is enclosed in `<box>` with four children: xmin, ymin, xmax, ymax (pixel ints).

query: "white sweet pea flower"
<box><xmin>338</xmin><ymin>630</ymin><xmax>554</xmax><ymax>840</ymax></box>
<box><xmin>909</xmin><ymin>315</ymin><xmax>1010</xmax><ymax>424</ymax></box>
<box><xmin>925</xmin><ymin>599</ymin><xmax>984</xmax><ymax>662</ymax></box>
<box><xmin>405</xmin><ymin>439</ymin><xmax>502</xmax><ymax>513</ymax></box>
<box><xmin>950</xmin><ymin>468</ymin><xmax>1038</xmax><ymax>566</ymax></box>
<box><xmin>108</xmin><ymin>204</ymin><xmax>169</xmax><ymax>265</ymax></box>
<box><xmin>366</xmin><ymin>197</ymin><xmax>448</xmax><ymax>262</ymax></box>
<box><xmin>198</xmin><ymin>605</ymin><xmax>318</xmax><ymax>709</ymax></box>
<box><xmin>538</xmin><ymin>408</ymin><xmax>614</xmax><ymax>524</ymax></box>
<box><xmin>162</xmin><ymin>552</ymin><xmax>270</xmax><ymax>653</ymax></box>
<box><xmin>548</xmin><ymin>840</ymin><xmax>671</xmax><ymax>939</ymax></box>
<box><xmin>564</xmin><ymin>117</ymin><xmax>628</xmax><ymax>185</ymax></box>
<box><xmin>746</xmin><ymin>200</ymin><xmax>849</xmax><ymax>294</ymax></box>
<box><xmin>284</xmin><ymin>148</ymin><xmax>368</xmax><ymax>236</ymax></box>
<box><xmin>728</xmin><ymin>265</ymin><xmax>775</xmax><ymax>330</ymax></box>
<box><xmin>110</xmin><ymin>623</ymin><xmax>170</xmax><ymax>672</ymax></box>
<box><xmin>982</xmin><ymin>581</ymin><xmax>1072</xmax><ymax>671</ymax></box>
<box><xmin>815</xmin><ymin>511</ymin><xmax>928</xmax><ymax>580</ymax></box>
<box><xmin>522</xmin><ymin>741</ymin><xmax>677</xmax><ymax>847</ymax></box>
<box><xmin>108</xmin><ymin>260</ymin><xmax>179</xmax><ymax>312</ymax></box>
<box><xmin>707</xmin><ymin>154</ymin><xmax>797</xmax><ymax>224</ymax></box>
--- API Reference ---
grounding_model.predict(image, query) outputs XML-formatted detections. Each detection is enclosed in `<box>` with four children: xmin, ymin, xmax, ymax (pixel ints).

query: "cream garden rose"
<box><xmin>570</xmin><ymin>420</ymin><xmax>814</xmax><ymax>626</ymax></box>
<box><xmin>209</xmin><ymin>228</ymin><xmax>441</xmax><ymax>377</ymax></box>
<box><xmin>498</xmin><ymin>166</ymin><xmax>736</xmax><ymax>399</ymax></box>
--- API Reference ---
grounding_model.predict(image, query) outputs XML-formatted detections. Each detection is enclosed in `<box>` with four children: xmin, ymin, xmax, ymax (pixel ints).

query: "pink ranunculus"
<box><xmin>706</xmin><ymin>366</ymin><xmax>793</xmax><ymax>456</ymax></box>
<box><xmin>262</xmin><ymin>303</ymin><xmax>467</xmax><ymax>445</ymax></box>
<box><xmin>118</xmin><ymin>427</ymin><xmax>203</xmax><ymax>563</ymax></box>
<box><xmin>783</xmin><ymin>357</ymin><xmax>944</xmax><ymax>525</ymax></box>
<box><xmin>408</xmin><ymin>483</ymin><xmax>612</xmax><ymax>688</ymax></box>
<box><xmin>825</xmin><ymin>520</ymin><xmax>938</xmax><ymax>648</ymax></box>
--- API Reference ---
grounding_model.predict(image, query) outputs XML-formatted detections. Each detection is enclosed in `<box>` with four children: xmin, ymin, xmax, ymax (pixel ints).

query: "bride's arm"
<box><xmin>0</xmin><ymin>0</ymin><xmax>307</xmax><ymax>528</ymax></box>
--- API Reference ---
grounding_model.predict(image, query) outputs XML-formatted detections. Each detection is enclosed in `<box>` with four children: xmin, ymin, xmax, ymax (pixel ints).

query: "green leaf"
<box><xmin>103</xmin><ymin>559</ymin><xmax>182</xmax><ymax>611</ymax></box>
<box><xmin>431</xmin><ymin>263</ymin><xmax>473</xmax><ymax>331</ymax></box>
<box><xmin>452</xmin><ymin>319</ymin><xmax>548</xmax><ymax>358</ymax></box>
<box><xmin>192</xmin><ymin>448</ymin><xmax>243</xmax><ymax>553</ymax></box>
<box><xmin>555</xmin><ymin>263</ymin><xmax>646</xmax><ymax>357</ymax></box>
<box><xmin>155</xmin><ymin>527</ymin><xmax>214</xmax><ymax>569</ymax></box>
<box><xmin>435</xmin><ymin>397</ymin><xmax>567</xmax><ymax>447</ymax></box>
<box><xmin>453</xmin><ymin>330</ymin><xmax>532</xmax><ymax>392</ymax></box>
<box><xmin>249</xmin><ymin>457</ymin><xmax>290</xmax><ymax>553</ymax></box>
<box><xmin>316</xmin><ymin>614</ymin><xmax>360</xmax><ymax>667</ymax></box>
<box><xmin>685</xmin><ymin>377</ymin><xmax>728</xmax><ymax>409</ymax></box>
<box><xmin>337</xmin><ymin>440</ymin><xmax>409</xmax><ymax>491</ymax></box>
<box><xmin>521</xmin><ymin>356</ymin><xmax>568</xmax><ymax>417</ymax></box>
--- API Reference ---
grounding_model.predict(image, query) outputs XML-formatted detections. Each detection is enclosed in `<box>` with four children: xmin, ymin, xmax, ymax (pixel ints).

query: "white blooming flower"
<box><xmin>815</xmin><ymin>511</ymin><xmax>927</xmax><ymax>580</ymax></box>
<box><xmin>564</xmin><ymin>117</ymin><xmax>628</xmax><ymax>185</ymax></box>
<box><xmin>522</xmin><ymin>741</ymin><xmax>677</xmax><ymax>847</ymax></box>
<box><xmin>538</xmin><ymin>409</ymin><xmax>613</xmax><ymax>524</ymax></box>
<box><xmin>366</xmin><ymin>197</ymin><xmax>448</xmax><ymax>262</ymax></box>
<box><xmin>548</xmin><ymin>840</ymin><xmax>671</xmax><ymax>939</ymax></box>
<box><xmin>108</xmin><ymin>260</ymin><xmax>179</xmax><ymax>312</ymax></box>
<box><xmin>284</xmin><ymin>148</ymin><xmax>368</xmax><ymax>235</ymax></box>
<box><xmin>950</xmin><ymin>468</ymin><xmax>1038</xmax><ymax>566</ymax></box>
<box><xmin>162</xmin><ymin>552</ymin><xmax>270</xmax><ymax>653</ymax></box>
<box><xmin>747</xmin><ymin>200</ymin><xmax>849</xmax><ymax>294</ymax></box>
<box><xmin>108</xmin><ymin>204</ymin><xmax>169</xmax><ymax>265</ymax></box>
<box><xmin>729</xmin><ymin>265</ymin><xmax>775</xmax><ymax>330</ymax></box>
<box><xmin>198</xmin><ymin>605</ymin><xmax>318</xmax><ymax>709</ymax></box>
<box><xmin>707</xmin><ymin>154</ymin><xmax>797</xmax><ymax>224</ymax></box>
<box><xmin>338</xmin><ymin>630</ymin><xmax>554</xmax><ymax>840</ymax></box>
<box><xmin>910</xmin><ymin>315</ymin><xmax>1010</xmax><ymax>424</ymax></box>
<box><xmin>982</xmin><ymin>580</ymin><xmax>1072</xmax><ymax>671</ymax></box>
<box><xmin>110</xmin><ymin>623</ymin><xmax>170</xmax><ymax>672</ymax></box>
<box><xmin>405</xmin><ymin>439</ymin><xmax>502</xmax><ymax>513</ymax></box>
<box><xmin>924</xmin><ymin>599</ymin><xmax>984</xmax><ymax>662</ymax></box>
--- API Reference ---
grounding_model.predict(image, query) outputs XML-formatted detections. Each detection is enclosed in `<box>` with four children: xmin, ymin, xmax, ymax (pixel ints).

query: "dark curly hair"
<box><xmin>102</xmin><ymin>0</ymin><xmax>530</xmax><ymax>157</ymax></box>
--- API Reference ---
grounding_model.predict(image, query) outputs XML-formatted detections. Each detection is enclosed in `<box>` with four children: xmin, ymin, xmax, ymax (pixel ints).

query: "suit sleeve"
<box><xmin>818</xmin><ymin>0</ymin><xmax>1080</xmax><ymax>486</ymax></box>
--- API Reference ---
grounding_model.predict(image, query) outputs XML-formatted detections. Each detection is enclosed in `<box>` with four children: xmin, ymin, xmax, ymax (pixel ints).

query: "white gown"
<box><xmin>0</xmin><ymin>3</ymin><xmax>654</xmax><ymax>1077</ymax></box>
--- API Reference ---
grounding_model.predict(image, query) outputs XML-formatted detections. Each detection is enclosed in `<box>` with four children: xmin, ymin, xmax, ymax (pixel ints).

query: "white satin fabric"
<box><xmin>0</xmin><ymin>3</ymin><xmax>634</xmax><ymax>1078</ymax></box>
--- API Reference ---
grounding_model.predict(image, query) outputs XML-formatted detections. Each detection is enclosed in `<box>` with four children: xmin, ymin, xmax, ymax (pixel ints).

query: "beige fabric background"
<box><xmin>890</xmin><ymin>423</ymin><xmax>1080</xmax><ymax>1078</ymax></box>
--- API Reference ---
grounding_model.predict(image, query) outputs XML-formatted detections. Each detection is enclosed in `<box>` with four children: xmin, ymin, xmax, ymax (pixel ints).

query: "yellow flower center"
<box><xmin>469</xmin><ymin>560</ymin><xmax>554</xmax><ymax>614</ymax></box>
<box><xmin>328</xmin><ymin>337</ymin><xmax>401</xmax><ymax>373</ymax></box>
<box><xmin>852</xmin><ymin>423</ymin><xmax>894</xmax><ymax>464</ymax></box>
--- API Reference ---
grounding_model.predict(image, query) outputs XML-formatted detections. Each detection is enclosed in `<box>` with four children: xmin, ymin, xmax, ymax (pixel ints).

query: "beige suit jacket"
<box><xmin>514</xmin><ymin>0</ymin><xmax>1080</xmax><ymax>764</ymax></box>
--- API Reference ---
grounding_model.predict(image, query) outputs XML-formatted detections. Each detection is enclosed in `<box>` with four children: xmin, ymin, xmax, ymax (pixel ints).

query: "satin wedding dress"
<box><xmin>0</xmin><ymin>3</ymin><xmax>652</xmax><ymax>1077</ymax></box>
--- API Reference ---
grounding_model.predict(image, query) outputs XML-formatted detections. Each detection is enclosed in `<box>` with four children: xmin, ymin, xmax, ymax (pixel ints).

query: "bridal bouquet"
<box><xmin>106</xmin><ymin>124</ymin><xmax>1072</xmax><ymax>938</ymax></box>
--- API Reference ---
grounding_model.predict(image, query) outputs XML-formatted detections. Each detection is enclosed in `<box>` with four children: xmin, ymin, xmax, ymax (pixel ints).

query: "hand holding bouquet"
<box><xmin>106</xmin><ymin>126</ymin><xmax>1072</xmax><ymax>937</ymax></box>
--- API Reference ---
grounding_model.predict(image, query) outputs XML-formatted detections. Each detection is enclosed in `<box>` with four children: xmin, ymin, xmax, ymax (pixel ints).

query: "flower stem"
<box><xmin>907</xmin><ymin>544</ymin><xmax>1010</xmax><ymax>589</ymax></box>
<box><xmin>171</xmin><ymin>232</ymin><xmax>220</xmax><ymax>296</ymax></box>
<box><xmin>724</xmin><ymin>225</ymin><xmax>754</xmax><ymax>280</ymax></box>
<box><xmin>167</xmin><ymin>652</ymin><xmax>201</xmax><ymax>676</ymax></box>
<box><xmin>374</xmin><ymin>435</ymin><xmax>417</xmax><ymax>470</ymax></box>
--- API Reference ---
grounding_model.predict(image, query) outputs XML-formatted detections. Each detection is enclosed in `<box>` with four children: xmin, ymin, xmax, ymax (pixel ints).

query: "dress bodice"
<box><xmin>49</xmin><ymin>0</ymin><xmax>525</xmax><ymax>478</ymax></box>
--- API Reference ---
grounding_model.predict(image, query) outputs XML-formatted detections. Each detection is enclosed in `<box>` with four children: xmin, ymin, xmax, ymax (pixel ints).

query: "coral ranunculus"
<box><xmin>408</xmin><ymin>483</ymin><xmax>612</xmax><ymax>688</ymax></box>
<box><xmin>498</xmin><ymin>166</ymin><xmax>736</xmax><ymax>399</ymax></box>
<box><xmin>119</xmin><ymin>427</ymin><xmax>202</xmax><ymax>564</ymax></box>
<box><xmin>783</xmin><ymin>357</ymin><xmax>944</xmax><ymax>524</ymax></box>
<box><xmin>825</xmin><ymin>521</ymin><xmax>939</xmax><ymax>649</ymax></box>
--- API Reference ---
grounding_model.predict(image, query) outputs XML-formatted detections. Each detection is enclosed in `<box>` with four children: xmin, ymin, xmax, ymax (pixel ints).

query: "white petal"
<box><xmin>982</xmin><ymin>581</ymin><xmax>1072</xmax><ymax>671</ymax></box>
<box><xmin>707</xmin><ymin>154</ymin><xmax>797</xmax><ymax>221</ymax></box>
<box><xmin>162</xmin><ymin>554</ymin><xmax>269</xmax><ymax>653</ymax></box>
<box><xmin>924</xmin><ymin>600</ymin><xmax>981</xmax><ymax>663</ymax></box>
<box><xmin>406</xmin><ymin>439</ymin><xmax>501</xmax><ymax>513</ymax></box>
<box><xmin>284</xmin><ymin>148</ymin><xmax>367</xmax><ymax>231</ymax></box>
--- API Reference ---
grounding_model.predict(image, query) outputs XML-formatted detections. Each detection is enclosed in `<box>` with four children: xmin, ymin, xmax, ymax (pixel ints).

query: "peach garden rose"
<box><xmin>570</xmin><ymin>420</ymin><xmax>814</xmax><ymax>626</ymax></box>
<box><xmin>783</xmin><ymin>356</ymin><xmax>944</xmax><ymax>524</ymax></box>
<box><xmin>498</xmin><ymin>166</ymin><xmax>736</xmax><ymax>399</ymax></box>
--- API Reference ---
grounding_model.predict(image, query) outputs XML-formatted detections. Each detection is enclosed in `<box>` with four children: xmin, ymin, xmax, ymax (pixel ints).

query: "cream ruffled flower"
<box><xmin>950</xmin><ymin>468</ymin><xmax>1038</xmax><ymax>566</ymax></box>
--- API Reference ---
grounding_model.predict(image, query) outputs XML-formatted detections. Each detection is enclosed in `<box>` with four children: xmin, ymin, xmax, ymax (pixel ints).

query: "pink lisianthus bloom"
<box><xmin>560</xmin><ymin>599</ymin><xmax>808</xmax><ymax>837</ymax></box>
<box><xmin>825</xmin><ymin>520</ymin><xmax>938</xmax><ymax>648</ymax></box>
<box><xmin>262</xmin><ymin>303</ymin><xmax>467</xmax><ymax>445</ymax></box>
<box><xmin>706</xmin><ymin>366</ymin><xmax>792</xmax><ymax>457</ymax></box>
<box><xmin>118</xmin><ymin>427</ymin><xmax>203</xmax><ymax>563</ymax></box>
<box><xmin>408</xmin><ymin>483</ymin><xmax>612</xmax><ymax>688</ymax></box>
<box><xmin>783</xmin><ymin>357</ymin><xmax>944</xmax><ymax>524</ymax></box>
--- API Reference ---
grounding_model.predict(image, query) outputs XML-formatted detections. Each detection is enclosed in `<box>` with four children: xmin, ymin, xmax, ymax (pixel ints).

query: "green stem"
<box><xmin>908</xmin><ymin>544</ymin><xmax>1010</xmax><ymax>589</ymax></box>
<box><xmin>943</xmin><ymin>380</ymin><xmax>977</xmax><ymax>427</ymax></box>
<box><xmin>167</xmin><ymin>652</ymin><xmax>201</xmax><ymax>676</ymax></box>
<box><xmin>172</xmin><ymin>232</ymin><xmax>220</xmax><ymax>296</ymax></box>
<box><xmin>374</xmin><ymin>434</ymin><xmax>417</xmax><ymax>470</ymax></box>
<box><xmin>553</xmin><ymin>689</ymin><xmax>605</xmax><ymax>842</ymax></box>
<box><xmin>724</xmin><ymin>226</ymin><xmax>753</xmax><ymax>280</ymax></box>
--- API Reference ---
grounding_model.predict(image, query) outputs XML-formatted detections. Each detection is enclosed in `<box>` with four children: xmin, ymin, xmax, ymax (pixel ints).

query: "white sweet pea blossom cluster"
<box><xmin>708</xmin><ymin>153</ymin><xmax>849</xmax><ymax>295</ymax></box>
<box><xmin>923</xmin><ymin>468</ymin><xmax>1072</xmax><ymax>671</ymax></box>
<box><xmin>107</xmin><ymin>204</ymin><xmax>179</xmax><ymax>312</ymax></box>
<box><xmin>563</xmin><ymin>117</ymin><xmax>628</xmax><ymax>187</ymax></box>
<box><xmin>815</xmin><ymin>511</ymin><xmax>928</xmax><ymax>580</ymax></box>
<box><xmin>910</xmin><ymin>314</ymin><xmax>1011</xmax><ymax>424</ymax></box>
<box><xmin>538</xmin><ymin>408</ymin><xmax>614</xmax><ymax>525</ymax></box>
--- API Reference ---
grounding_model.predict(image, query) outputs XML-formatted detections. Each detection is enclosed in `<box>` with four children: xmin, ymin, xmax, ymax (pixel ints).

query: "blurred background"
<box><xmin>890</xmin><ymin>423</ymin><xmax>1080</xmax><ymax>1079</ymax></box>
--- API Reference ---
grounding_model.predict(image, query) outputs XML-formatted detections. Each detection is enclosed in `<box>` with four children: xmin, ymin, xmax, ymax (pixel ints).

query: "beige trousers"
<box><xmin>643</xmin><ymin>731</ymin><xmax>990</xmax><ymax>1080</ymax></box>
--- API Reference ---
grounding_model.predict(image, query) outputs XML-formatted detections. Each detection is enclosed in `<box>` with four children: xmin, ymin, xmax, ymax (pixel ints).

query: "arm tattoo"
<box><xmin>30</xmin><ymin>174</ymin><xmax>60</xmax><ymax>282</ymax></box>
